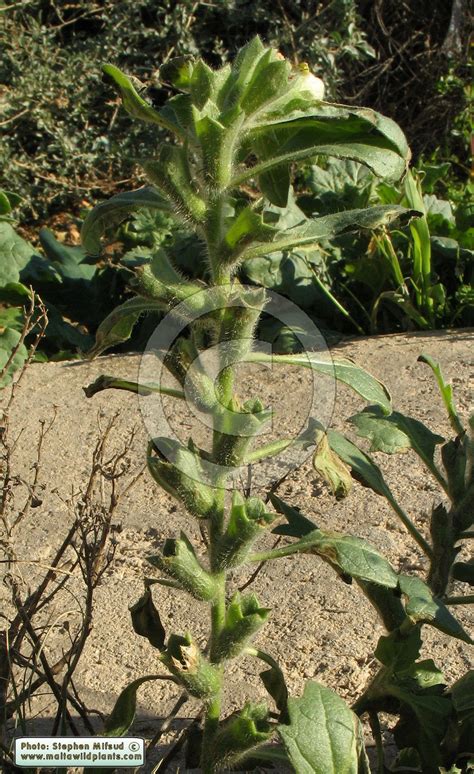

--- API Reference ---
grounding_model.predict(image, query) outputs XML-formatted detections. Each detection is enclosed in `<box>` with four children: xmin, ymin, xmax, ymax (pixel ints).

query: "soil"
<box><xmin>1</xmin><ymin>328</ymin><xmax>473</xmax><ymax>772</ymax></box>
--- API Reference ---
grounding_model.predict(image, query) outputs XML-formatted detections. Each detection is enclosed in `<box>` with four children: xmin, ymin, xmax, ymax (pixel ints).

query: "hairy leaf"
<box><xmin>399</xmin><ymin>575</ymin><xmax>472</xmax><ymax>643</ymax></box>
<box><xmin>247</xmin><ymin>352</ymin><xmax>391</xmax><ymax>413</ymax></box>
<box><xmin>81</xmin><ymin>187</ymin><xmax>171</xmax><ymax>256</ymax></box>
<box><xmin>278</xmin><ymin>681</ymin><xmax>364</xmax><ymax>774</ymax></box>
<box><xmin>349</xmin><ymin>405</ymin><xmax>445</xmax><ymax>461</ymax></box>
<box><xmin>245</xmin><ymin>103</ymin><xmax>410</xmax><ymax>184</ymax></box>
<box><xmin>243</xmin><ymin>205</ymin><xmax>417</xmax><ymax>260</ymax></box>
<box><xmin>88</xmin><ymin>297</ymin><xmax>164</xmax><ymax>357</ymax></box>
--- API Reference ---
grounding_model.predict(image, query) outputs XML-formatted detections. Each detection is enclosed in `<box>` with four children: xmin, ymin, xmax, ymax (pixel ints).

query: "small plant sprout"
<box><xmin>83</xmin><ymin>38</ymin><xmax>472</xmax><ymax>772</ymax></box>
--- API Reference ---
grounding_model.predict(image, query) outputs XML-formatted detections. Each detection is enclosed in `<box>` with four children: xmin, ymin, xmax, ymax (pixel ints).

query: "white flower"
<box><xmin>295</xmin><ymin>62</ymin><xmax>325</xmax><ymax>101</ymax></box>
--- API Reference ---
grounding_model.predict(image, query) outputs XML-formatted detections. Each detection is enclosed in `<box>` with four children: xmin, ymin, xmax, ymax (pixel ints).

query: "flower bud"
<box><xmin>161</xmin><ymin>633</ymin><xmax>220</xmax><ymax>698</ymax></box>
<box><xmin>147</xmin><ymin>532</ymin><xmax>218</xmax><ymax>601</ymax></box>
<box><xmin>208</xmin><ymin>703</ymin><xmax>271</xmax><ymax>770</ymax></box>
<box><xmin>216</xmin><ymin>592</ymin><xmax>270</xmax><ymax>660</ymax></box>
<box><xmin>147</xmin><ymin>438</ymin><xmax>219</xmax><ymax>519</ymax></box>
<box><xmin>293</xmin><ymin>62</ymin><xmax>325</xmax><ymax>101</ymax></box>
<box><xmin>215</xmin><ymin>491</ymin><xmax>275</xmax><ymax>569</ymax></box>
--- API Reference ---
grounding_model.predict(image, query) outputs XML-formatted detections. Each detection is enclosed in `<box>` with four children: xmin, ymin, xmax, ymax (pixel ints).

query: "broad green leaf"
<box><xmin>391</xmin><ymin>685</ymin><xmax>452</xmax><ymax>769</ymax></box>
<box><xmin>219</xmin><ymin>36</ymin><xmax>266</xmax><ymax>108</ymax></box>
<box><xmin>0</xmin><ymin>222</ymin><xmax>38</xmax><ymax>284</ymax></box>
<box><xmin>311</xmin><ymin>530</ymin><xmax>398</xmax><ymax>587</ymax></box>
<box><xmin>398</xmin><ymin>575</ymin><xmax>472</xmax><ymax>643</ymax></box>
<box><xmin>81</xmin><ymin>187</ymin><xmax>171</xmax><ymax>256</ymax></box>
<box><xmin>243</xmin><ymin>103</ymin><xmax>410</xmax><ymax>185</ymax></box>
<box><xmin>143</xmin><ymin>145</ymin><xmax>206</xmax><ymax>223</ymax></box>
<box><xmin>452</xmin><ymin>561</ymin><xmax>474</xmax><ymax>586</ymax></box>
<box><xmin>278</xmin><ymin>681</ymin><xmax>364</xmax><ymax>774</ymax></box>
<box><xmin>407</xmin><ymin>659</ymin><xmax>445</xmax><ymax>689</ymax></box>
<box><xmin>223</xmin><ymin>207</ymin><xmax>276</xmax><ymax>252</ymax></box>
<box><xmin>326</xmin><ymin>432</ymin><xmax>433</xmax><ymax>558</ymax></box>
<box><xmin>375</xmin><ymin>627</ymin><xmax>422</xmax><ymax>672</ymax></box>
<box><xmin>243</xmin><ymin>205</ymin><xmax>416</xmax><ymax>260</ymax></box>
<box><xmin>270</xmin><ymin>496</ymin><xmax>398</xmax><ymax>587</ymax></box>
<box><xmin>0</xmin><ymin>327</ymin><xmax>28</xmax><ymax>387</ymax></box>
<box><xmin>39</xmin><ymin>228</ymin><xmax>95</xmax><ymax>281</ymax></box>
<box><xmin>253</xmin><ymin>132</ymin><xmax>290</xmax><ymax>206</ymax></box>
<box><xmin>159</xmin><ymin>55</ymin><xmax>194</xmax><ymax>91</ymax></box>
<box><xmin>247</xmin><ymin>351</ymin><xmax>391</xmax><ymax>413</ymax></box>
<box><xmin>0</xmin><ymin>282</ymin><xmax>32</xmax><ymax>304</ymax></box>
<box><xmin>260</xmin><ymin>665</ymin><xmax>288</xmax><ymax>721</ymax></box>
<box><xmin>190</xmin><ymin>59</ymin><xmax>215</xmax><ymax>109</ymax></box>
<box><xmin>451</xmin><ymin>670</ymin><xmax>474</xmax><ymax>720</ymax></box>
<box><xmin>349</xmin><ymin>405</ymin><xmax>445</xmax><ymax>463</ymax></box>
<box><xmin>240</xmin><ymin>57</ymin><xmax>290</xmax><ymax>116</ymax></box>
<box><xmin>102</xmin><ymin>64</ymin><xmax>182</xmax><ymax>136</ymax></box>
<box><xmin>0</xmin><ymin>306</ymin><xmax>25</xmax><ymax>332</ymax></box>
<box><xmin>88</xmin><ymin>297</ymin><xmax>164</xmax><ymax>357</ymax></box>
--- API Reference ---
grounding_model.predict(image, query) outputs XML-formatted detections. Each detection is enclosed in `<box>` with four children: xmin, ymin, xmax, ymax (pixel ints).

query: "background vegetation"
<box><xmin>0</xmin><ymin>0</ymin><xmax>471</xmax><ymax>370</ymax></box>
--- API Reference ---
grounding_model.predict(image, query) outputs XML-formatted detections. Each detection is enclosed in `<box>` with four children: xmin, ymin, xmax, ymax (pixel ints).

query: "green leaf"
<box><xmin>223</xmin><ymin>206</ymin><xmax>277</xmax><ymax>252</ymax></box>
<box><xmin>0</xmin><ymin>327</ymin><xmax>28</xmax><ymax>387</ymax></box>
<box><xmin>328</xmin><ymin>430</ymin><xmax>400</xmax><ymax>500</ymax></box>
<box><xmin>0</xmin><ymin>189</ymin><xmax>22</xmax><ymax>217</ymax></box>
<box><xmin>451</xmin><ymin>670</ymin><xmax>474</xmax><ymax>720</ymax></box>
<box><xmin>253</xmin><ymin>132</ymin><xmax>290</xmax><ymax>206</ymax></box>
<box><xmin>259</xmin><ymin>665</ymin><xmax>289</xmax><ymax>721</ymax></box>
<box><xmin>278</xmin><ymin>681</ymin><xmax>364</xmax><ymax>774</ymax></box>
<box><xmin>270</xmin><ymin>496</ymin><xmax>398</xmax><ymax>587</ymax></box>
<box><xmin>243</xmin><ymin>205</ymin><xmax>417</xmax><ymax>260</ymax></box>
<box><xmin>39</xmin><ymin>228</ymin><xmax>95</xmax><ymax>281</ymax></box>
<box><xmin>0</xmin><ymin>222</ymin><xmax>38</xmax><ymax>284</ymax></box>
<box><xmin>88</xmin><ymin>297</ymin><xmax>164</xmax><ymax>357</ymax></box>
<box><xmin>375</xmin><ymin>627</ymin><xmax>422</xmax><ymax>672</ymax></box>
<box><xmin>159</xmin><ymin>55</ymin><xmax>194</xmax><ymax>90</ymax></box>
<box><xmin>391</xmin><ymin>686</ymin><xmax>451</xmax><ymax>769</ymax></box>
<box><xmin>398</xmin><ymin>575</ymin><xmax>472</xmax><ymax>643</ymax></box>
<box><xmin>81</xmin><ymin>187</ymin><xmax>171</xmax><ymax>256</ymax></box>
<box><xmin>102</xmin><ymin>64</ymin><xmax>182</xmax><ymax>137</ymax></box>
<box><xmin>143</xmin><ymin>145</ymin><xmax>206</xmax><ymax>223</ymax></box>
<box><xmin>247</xmin><ymin>351</ymin><xmax>391</xmax><ymax>413</ymax></box>
<box><xmin>0</xmin><ymin>282</ymin><xmax>33</xmax><ymax>305</ymax></box>
<box><xmin>452</xmin><ymin>561</ymin><xmax>474</xmax><ymax>586</ymax></box>
<box><xmin>311</xmin><ymin>531</ymin><xmax>398</xmax><ymax>587</ymax></box>
<box><xmin>103</xmin><ymin>675</ymin><xmax>168</xmax><ymax>737</ymax></box>
<box><xmin>418</xmin><ymin>354</ymin><xmax>464</xmax><ymax>436</ymax></box>
<box><xmin>349</xmin><ymin>406</ymin><xmax>445</xmax><ymax>465</ymax></box>
<box><xmin>243</xmin><ymin>103</ymin><xmax>410</xmax><ymax>185</ymax></box>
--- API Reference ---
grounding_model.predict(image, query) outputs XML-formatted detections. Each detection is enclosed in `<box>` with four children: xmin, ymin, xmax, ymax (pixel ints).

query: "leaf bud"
<box><xmin>215</xmin><ymin>491</ymin><xmax>275</xmax><ymax>569</ymax></box>
<box><xmin>147</xmin><ymin>438</ymin><xmax>219</xmax><ymax>518</ymax></box>
<box><xmin>208</xmin><ymin>703</ymin><xmax>271</xmax><ymax>770</ymax></box>
<box><xmin>216</xmin><ymin>592</ymin><xmax>270</xmax><ymax>660</ymax></box>
<box><xmin>147</xmin><ymin>532</ymin><xmax>218</xmax><ymax>601</ymax></box>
